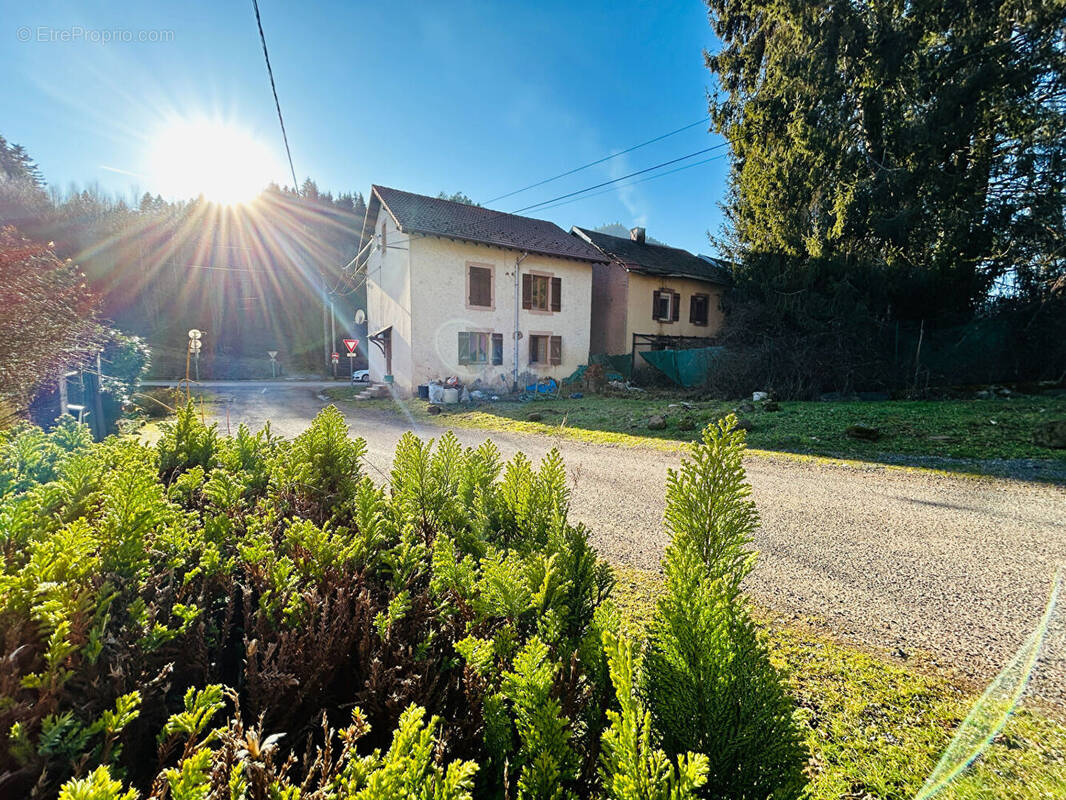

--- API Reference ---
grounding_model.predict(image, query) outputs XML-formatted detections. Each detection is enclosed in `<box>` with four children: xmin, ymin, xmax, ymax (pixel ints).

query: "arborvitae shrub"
<box><xmin>641</xmin><ymin>416</ymin><xmax>807</xmax><ymax>800</ymax></box>
<box><xmin>1</xmin><ymin>408</ymin><xmax>805</xmax><ymax>800</ymax></box>
<box><xmin>0</xmin><ymin>409</ymin><xmax>614</xmax><ymax>799</ymax></box>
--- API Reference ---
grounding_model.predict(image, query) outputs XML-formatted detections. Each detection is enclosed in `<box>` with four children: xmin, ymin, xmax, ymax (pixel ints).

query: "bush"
<box><xmin>0</xmin><ymin>405</ymin><xmax>806</xmax><ymax>799</ymax></box>
<box><xmin>641</xmin><ymin>416</ymin><xmax>806</xmax><ymax>799</ymax></box>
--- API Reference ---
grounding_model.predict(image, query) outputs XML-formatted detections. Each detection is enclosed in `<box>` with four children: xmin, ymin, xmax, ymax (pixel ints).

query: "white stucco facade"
<box><xmin>366</xmin><ymin>221</ymin><xmax>595</xmax><ymax>397</ymax></box>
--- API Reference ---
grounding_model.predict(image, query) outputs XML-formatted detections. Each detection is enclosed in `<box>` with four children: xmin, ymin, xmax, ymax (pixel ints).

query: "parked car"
<box><xmin>351</xmin><ymin>369</ymin><xmax>370</xmax><ymax>383</ymax></box>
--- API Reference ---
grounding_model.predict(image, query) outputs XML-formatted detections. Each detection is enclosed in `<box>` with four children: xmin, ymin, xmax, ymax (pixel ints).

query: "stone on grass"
<box><xmin>647</xmin><ymin>415</ymin><xmax>667</xmax><ymax>430</ymax></box>
<box><xmin>763</xmin><ymin>400</ymin><xmax>780</xmax><ymax>412</ymax></box>
<box><xmin>1034</xmin><ymin>420</ymin><xmax>1066</xmax><ymax>449</ymax></box>
<box><xmin>426</xmin><ymin>405</ymin><xmax>442</xmax><ymax>415</ymax></box>
<box><xmin>527</xmin><ymin>412</ymin><xmax>544</xmax><ymax>422</ymax></box>
<box><xmin>846</xmin><ymin>424</ymin><xmax>881</xmax><ymax>441</ymax></box>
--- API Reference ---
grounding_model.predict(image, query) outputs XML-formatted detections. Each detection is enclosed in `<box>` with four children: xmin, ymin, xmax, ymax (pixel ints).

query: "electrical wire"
<box><xmin>512</xmin><ymin>143</ymin><xmax>728</xmax><ymax>214</ymax></box>
<box><xmin>531</xmin><ymin>152</ymin><xmax>728</xmax><ymax>214</ymax></box>
<box><xmin>483</xmin><ymin>117</ymin><xmax>710</xmax><ymax>204</ymax></box>
<box><xmin>251</xmin><ymin>0</ymin><xmax>299</xmax><ymax>191</ymax></box>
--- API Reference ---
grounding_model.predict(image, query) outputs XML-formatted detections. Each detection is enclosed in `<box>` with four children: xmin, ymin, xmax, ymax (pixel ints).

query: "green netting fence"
<box><xmin>638</xmin><ymin>346</ymin><xmax>727</xmax><ymax>388</ymax></box>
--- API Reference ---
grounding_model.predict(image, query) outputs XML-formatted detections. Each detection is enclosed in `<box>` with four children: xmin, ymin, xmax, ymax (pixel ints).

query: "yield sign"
<box><xmin>343</xmin><ymin>338</ymin><xmax>359</xmax><ymax>354</ymax></box>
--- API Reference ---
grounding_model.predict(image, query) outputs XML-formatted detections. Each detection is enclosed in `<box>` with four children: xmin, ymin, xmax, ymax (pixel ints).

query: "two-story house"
<box><xmin>571</xmin><ymin>226</ymin><xmax>733</xmax><ymax>359</ymax></box>
<box><xmin>359</xmin><ymin>186</ymin><xmax>607</xmax><ymax>396</ymax></box>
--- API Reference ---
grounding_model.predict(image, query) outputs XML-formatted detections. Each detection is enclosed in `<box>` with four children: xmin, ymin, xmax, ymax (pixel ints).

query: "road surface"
<box><xmin>203</xmin><ymin>383</ymin><xmax>1066</xmax><ymax>701</ymax></box>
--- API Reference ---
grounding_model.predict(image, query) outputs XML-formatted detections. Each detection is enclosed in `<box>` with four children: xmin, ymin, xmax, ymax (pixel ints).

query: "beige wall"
<box><xmin>368</xmin><ymin>226</ymin><xmax>595</xmax><ymax>396</ymax></box>
<box><xmin>366</xmin><ymin>210</ymin><xmax>412</xmax><ymax>387</ymax></box>
<box><xmin>624</xmin><ymin>272</ymin><xmax>725</xmax><ymax>345</ymax></box>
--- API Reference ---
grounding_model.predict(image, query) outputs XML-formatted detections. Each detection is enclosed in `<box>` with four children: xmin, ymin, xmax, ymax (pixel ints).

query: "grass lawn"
<box><xmin>613</xmin><ymin>566</ymin><xmax>1066</xmax><ymax>800</ymax></box>
<box><xmin>326</xmin><ymin>389</ymin><xmax>1066</xmax><ymax>476</ymax></box>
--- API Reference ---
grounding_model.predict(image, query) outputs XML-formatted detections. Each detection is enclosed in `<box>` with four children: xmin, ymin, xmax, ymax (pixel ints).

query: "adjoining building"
<box><xmin>571</xmin><ymin>226</ymin><xmax>733</xmax><ymax>365</ymax></box>
<box><xmin>358</xmin><ymin>186</ymin><xmax>607</xmax><ymax>396</ymax></box>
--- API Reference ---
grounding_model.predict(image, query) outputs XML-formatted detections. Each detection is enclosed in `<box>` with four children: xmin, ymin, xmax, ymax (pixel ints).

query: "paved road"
<box><xmin>204</xmin><ymin>383</ymin><xmax>1066</xmax><ymax>700</ymax></box>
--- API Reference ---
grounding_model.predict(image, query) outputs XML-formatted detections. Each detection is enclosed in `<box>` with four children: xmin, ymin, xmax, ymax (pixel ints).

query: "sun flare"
<box><xmin>147</xmin><ymin>119</ymin><xmax>284</xmax><ymax>205</ymax></box>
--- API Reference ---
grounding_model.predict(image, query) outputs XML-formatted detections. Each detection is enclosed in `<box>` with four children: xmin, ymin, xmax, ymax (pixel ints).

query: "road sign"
<box><xmin>343</xmin><ymin>338</ymin><xmax>359</xmax><ymax>353</ymax></box>
<box><xmin>267</xmin><ymin>350</ymin><xmax>278</xmax><ymax>360</ymax></box>
<box><xmin>331</xmin><ymin>352</ymin><xmax>339</xmax><ymax>363</ymax></box>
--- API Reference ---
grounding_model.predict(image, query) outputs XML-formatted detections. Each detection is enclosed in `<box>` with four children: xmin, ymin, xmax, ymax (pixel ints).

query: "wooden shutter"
<box><xmin>457</xmin><ymin>332</ymin><xmax>470</xmax><ymax>364</ymax></box>
<box><xmin>690</xmin><ymin>294</ymin><xmax>708</xmax><ymax>326</ymax></box>
<box><xmin>522</xmin><ymin>273</ymin><xmax>533</xmax><ymax>309</ymax></box>
<box><xmin>550</xmin><ymin>277</ymin><xmax>561</xmax><ymax>312</ymax></box>
<box><xmin>672</xmin><ymin>292</ymin><xmax>680</xmax><ymax>321</ymax></box>
<box><xmin>652</xmin><ymin>290</ymin><xmax>662</xmax><ymax>319</ymax></box>
<box><xmin>528</xmin><ymin>334</ymin><xmax>537</xmax><ymax>362</ymax></box>
<box><xmin>492</xmin><ymin>333</ymin><xmax>503</xmax><ymax>365</ymax></box>
<box><xmin>469</xmin><ymin>266</ymin><xmax>491</xmax><ymax>307</ymax></box>
<box><xmin>549</xmin><ymin>336</ymin><xmax>562</xmax><ymax>365</ymax></box>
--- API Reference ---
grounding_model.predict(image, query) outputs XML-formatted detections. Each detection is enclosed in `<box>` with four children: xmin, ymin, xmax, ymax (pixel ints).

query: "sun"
<box><xmin>147</xmin><ymin>118</ymin><xmax>284</xmax><ymax>205</ymax></box>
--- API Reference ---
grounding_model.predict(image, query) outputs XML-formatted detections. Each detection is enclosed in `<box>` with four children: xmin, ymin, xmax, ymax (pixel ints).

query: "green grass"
<box><xmin>325</xmin><ymin>389</ymin><xmax>1066</xmax><ymax>477</ymax></box>
<box><xmin>612</xmin><ymin>566</ymin><xmax>1066</xmax><ymax>800</ymax></box>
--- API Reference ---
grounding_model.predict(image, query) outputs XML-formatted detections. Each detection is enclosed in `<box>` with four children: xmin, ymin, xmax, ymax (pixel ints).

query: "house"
<box><xmin>570</xmin><ymin>226</ymin><xmax>732</xmax><ymax>359</ymax></box>
<box><xmin>358</xmin><ymin>186</ymin><xmax>608</xmax><ymax>396</ymax></box>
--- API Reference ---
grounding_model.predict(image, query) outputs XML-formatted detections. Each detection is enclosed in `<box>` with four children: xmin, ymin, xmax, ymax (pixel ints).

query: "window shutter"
<box><xmin>672</xmin><ymin>292</ymin><xmax>680</xmax><ymax>321</ymax></box>
<box><xmin>492</xmin><ymin>333</ymin><xmax>503</xmax><ymax>365</ymax></box>
<box><xmin>549</xmin><ymin>336</ymin><xmax>562</xmax><ymax>365</ymax></box>
<box><xmin>550</xmin><ymin>277</ymin><xmax>561</xmax><ymax>312</ymax></box>
<box><xmin>652</xmin><ymin>290</ymin><xmax>661</xmax><ymax>319</ymax></box>
<box><xmin>522</xmin><ymin>273</ymin><xmax>533</xmax><ymax>309</ymax></box>
<box><xmin>528</xmin><ymin>334</ymin><xmax>537</xmax><ymax>362</ymax></box>
<box><xmin>457</xmin><ymin>332</ymin><xmax>469</xmax><ymax>364</ymax></box>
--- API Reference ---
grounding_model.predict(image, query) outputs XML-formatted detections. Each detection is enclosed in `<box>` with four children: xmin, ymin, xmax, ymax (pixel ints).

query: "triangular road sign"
<box><xmin>343</xmin><ymin>338</ymin><xmax>359</xmax><ymax>353</ymax></box>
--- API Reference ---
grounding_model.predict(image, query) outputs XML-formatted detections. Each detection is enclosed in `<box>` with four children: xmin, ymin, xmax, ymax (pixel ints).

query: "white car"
<box><xmin>351</xmin><ymin>369</ymin><xmax>370</xmax><ymax>383</ymax></box>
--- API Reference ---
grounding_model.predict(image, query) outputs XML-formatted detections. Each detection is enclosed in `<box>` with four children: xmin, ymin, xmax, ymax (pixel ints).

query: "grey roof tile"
<box><xmin>371</xmin><ymin>186</ymin><xmax>607</xmax><ymax>263</ymax></box>
<box><xmin>572</xmin><ymin>227</ymin><xmax>733</xmax><ymax>286</ymax></box>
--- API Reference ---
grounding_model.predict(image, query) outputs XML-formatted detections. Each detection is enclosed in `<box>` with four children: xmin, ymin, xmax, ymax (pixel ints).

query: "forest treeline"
<box><xmin>1</xmin><ymin>134</ymin><xmax>366</xmax><ymax>389</ymax></box>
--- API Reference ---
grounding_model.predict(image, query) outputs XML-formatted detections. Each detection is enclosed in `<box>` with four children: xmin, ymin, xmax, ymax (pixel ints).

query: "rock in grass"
<box><xmin>526</xmin><ymin>412</ymin><xmax>543</xmax><ymax>422</ymax></box>
<box><xmin>734</xmin><ymin>417</ymin><xmax>754</xmax><ymax>432</ymax></box>
<box><xmin>647</xmin><ymin>414</ymin><xmax>667</xmax><ymax>430</ymax></box>
<box><xmin>762</xmin><ymin>400</ymin><xmax>780</xmax><ymax>411</ymax></box>
<box><xmin>846</xmin><ymin>424</ymin><xmax>881</xmax><ymax>441</ymax></box>
<box><xmin>1034</xmin><ymin>420</ymin><xmax>1066</xmax><ymax>448</ymax></box>
<box><xmin>427</xmin><ymin>404</ymin><xmax>442</xmax><ymax>415</ymax></box>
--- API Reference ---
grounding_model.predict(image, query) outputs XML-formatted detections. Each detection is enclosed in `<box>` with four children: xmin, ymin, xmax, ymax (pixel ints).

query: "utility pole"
<box><xmin>321</xmin><ymin>272</ymin><xmax>330</xmax><ymax>375</ymax></box>
<box><xmin>330</xmin><ymin>298</ymin><xmax>336</xmax><ymax>378</ymax></box>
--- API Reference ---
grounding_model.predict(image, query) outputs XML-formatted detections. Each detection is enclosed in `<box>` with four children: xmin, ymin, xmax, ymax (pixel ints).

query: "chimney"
<box><xmin>630</xmin><ymin>226</ymin><xmax>646</xmax><ymax>244</ymax></box>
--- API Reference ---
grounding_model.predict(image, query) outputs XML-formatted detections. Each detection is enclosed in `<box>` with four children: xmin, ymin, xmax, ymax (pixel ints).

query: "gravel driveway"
<box><xmin>204</xmin><ymin>383</ymin><xmax>1066</xmax><ymax>702</ymax></box>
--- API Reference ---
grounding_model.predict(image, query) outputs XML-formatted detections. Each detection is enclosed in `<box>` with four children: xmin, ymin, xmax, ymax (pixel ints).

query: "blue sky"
<box><xmin>1</xmin><ymin>0</ymin><xmax>729</xmax><ymax>254</ymax></box>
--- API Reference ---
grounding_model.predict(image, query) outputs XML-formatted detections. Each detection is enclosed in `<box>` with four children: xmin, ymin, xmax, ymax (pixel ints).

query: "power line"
<box><xmin>484</xmin><ymin>117</ymin><xmax>710</xmax><ymax>204</ymax></box>
<box><xmin>512</xmin><ymin>143</ymin><xmax>728</xmax><ymax>214</ymax></box>
<box><xmin>251</xmin><ymin>0</ymin><xmax>299</xmax><ymax>191</ymax></box>
<box><xmin>532</xmin><ymin>152</ymin><xmax>728</xmax><ymax>214</ymax></box>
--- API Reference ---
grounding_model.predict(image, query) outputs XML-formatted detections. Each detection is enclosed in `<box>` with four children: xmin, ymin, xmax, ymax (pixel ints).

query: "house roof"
<box><xmin>362</xmin><ymin>186</ymin><xmax>608</xmax><ymax>264</ymax></box>
<box><xmin>571</xmin><ymin>227</ymin><xmax>733</xmax><ymax>286</ymax></box>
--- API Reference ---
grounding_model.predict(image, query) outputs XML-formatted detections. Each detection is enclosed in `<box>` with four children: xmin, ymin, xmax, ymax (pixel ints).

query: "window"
<box><xmin>458</xmin><ymin>332</ymin><xmax>490</xmax><ymax>365</ymax></box>
<box><xmin>653</xmin><ymin>289</ymin><xmax>679</xmax><ymax>322</ymax></box>
<box><xmin>529</xmin><ymin>334</ymin><xmax>562</xmax><ymax>365</ymax></box>
<box><xmin>459</xmin><ymin>331</ymin><xmax>503</xmax><ymax>366</ymax></box>
<box><xmin>690</xmin><ymin>293</ymin><xmax>709</xmax><ymax>326</ymax></box>
<box><xmin>468</xmin><ymin>265</ymin><xmax>493</xmax><ymax>308</ymax></box>
<box><xmin>522</xmin><ymin>273</ymin><xmax>562</xmax><ymax>312</ymax></box>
